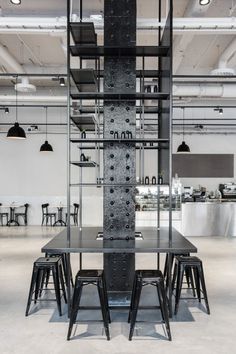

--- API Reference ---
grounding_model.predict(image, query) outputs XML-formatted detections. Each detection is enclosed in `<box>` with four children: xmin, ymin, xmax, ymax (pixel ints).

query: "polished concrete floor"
<box><xmin>0</xmin><ymin>226</ymin><xmax>236</xmax><ymax>354</ymax></box>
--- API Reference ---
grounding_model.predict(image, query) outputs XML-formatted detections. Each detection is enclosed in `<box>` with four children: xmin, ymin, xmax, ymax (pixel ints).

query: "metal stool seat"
<box><xmin>128</xmin><ymin>269</ymin><xmax>171</xmax><ymax>341</ymax></box>
<box><xmin>172</xmin><ymin>255</ymin><xmax>210</xmax><ymax>315</ymax></box>
<box><xmin>25</xmin><ymin>256</ymin><xmax>67</xmax><ymax>316</ymax></box>
<box><xmin>67</xmin><ymin>269</ymin><xmax>111</xmax><ymax>341</ymax></box>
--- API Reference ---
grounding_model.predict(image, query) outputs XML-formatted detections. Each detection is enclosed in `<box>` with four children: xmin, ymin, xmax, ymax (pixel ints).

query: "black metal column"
<box><xmin>103</xmin><ymin>0</ymin><xmax>137</xmax><ymax>297</ymax></box>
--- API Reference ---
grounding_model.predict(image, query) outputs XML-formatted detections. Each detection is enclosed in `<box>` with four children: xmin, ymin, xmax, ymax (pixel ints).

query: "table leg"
<box><xmin>7</xmin><ymin>207</ymin><xmax>19</xmax><ymax>226</ymax></box>
<box><xmin>167</xmin><ymin>252</ymin><xmax>173</xmax><ymax>318</ymax></box>
<box><xmin>53</xmin><ymin>208</ymin><xmax>66</xmax><ymax>227</ymax></box>
<box><xmin>66</xmin><ymin>253</ymin><xmax>72</xmax><ymax>318</ymax></box>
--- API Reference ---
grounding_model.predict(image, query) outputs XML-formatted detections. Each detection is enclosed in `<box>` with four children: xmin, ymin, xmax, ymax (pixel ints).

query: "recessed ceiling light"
<box><xmin>10</xmin><ymin>0</ymin><xmax>21</xmax><ymax>5</ymax></box>
<box><xmin>199</xmin><ymin>0</ymin><xmax>210</xmax><ymax>5</ymax></box>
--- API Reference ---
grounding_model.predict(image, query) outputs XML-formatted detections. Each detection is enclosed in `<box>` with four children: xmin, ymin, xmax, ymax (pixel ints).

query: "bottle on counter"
<box><xmin>152</xmin><ymin>176</ymin><xmax>157</xmax><ymax>185</ymax></box>
<box><xmin>158</xmin><ymin>173</ymin><xmax>163</xmax><ymax>185</ymax></box>
<box><xmin>145</xmin><ymin>176</ymin><xmax>150</xmax><ymax>185</ymax></box>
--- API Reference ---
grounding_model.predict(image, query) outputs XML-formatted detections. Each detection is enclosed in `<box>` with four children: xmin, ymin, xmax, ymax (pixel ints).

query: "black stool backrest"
<box><xmin>42</xmin><ymin>203</ymin><xmax>49</xmax><ymax>214</ymax></box>
<box><xmin>24</xmin><ymin>203</ymin><xmax>29</xmax><ymax>214</ymax></box>
<box><xmin>73</xmin><ymin>203</ymin><xmax>79</xmax><ymax>214</ymax></box>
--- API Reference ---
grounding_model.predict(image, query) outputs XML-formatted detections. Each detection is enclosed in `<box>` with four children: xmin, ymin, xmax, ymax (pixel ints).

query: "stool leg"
<box><xmin>174</xmin><ymin>263</ymin><xmax>184</xmax><ymax>315</ymax></box>
<box><xmin>59</xmin><ymin>263</ymin><xmax>67</xmax><ymax>304</ymax></box>
<box><xmin>62</xmin><ymin>253</ymin><xmax>74</xmax><ymax>288</ymax></box>
<box><xmin>39</xmin><ymin>269</ymin><xmax>47</xmax><ymax>297</ymax></box>
<box><xmin>185</xmin><ymin>266</ymin><xmax>196</xmax><ymax>297</ymax></box>
<box><xmin>67</xmin><ymin>280</ymin><xmax>83</xmax><ymax>340</ymax></box>
<box><xmin>129</xmin><ymin>276</ymin><xmax>142</xmax><ymax>341</ymax></box>
<box><xmin>156</xmin><ymin>283</ymin><xmax>165</xmax><ymax>322</ymax></box>
<box><xmin>52</xmin><ymin>265</ymin><xmax>62</xmax><ymax>316</ymax></box>
<box><xmin>171</xmin><ymin>262</ymin><xmax>178</xmax><ymax>293</ymax></box>
<box><xmin>97</xmin><ymin>279</ymin><xmax>110</xmax><ymax>340</ymax></box>
<box><xmin>198</xmin><ymin>264</ymin><xmax>210</xmax><ymax>315</ymax></box>
<box><xmin>34</xmin><ymin>268</ymin><xmax>43</xmax><ymax>304</ymax></box>
<box><xmin>102</xmin><ymin>273</ymin><xmax>111</xmax><ymax>323</ymax></box>
<box><xmin>193</xmin><ymin>266</ymin><xmax>201</xmax><ymax>303</ymax></box>
<box><xmin>25</xmin><ymin>265</ymin><xmax>38</xmax><ymax>316</ymax></box>
<box><xmin>45</xmin><ymin>269</ymin><xmax>51</xmax><ymax>288</ymax></box>
<box><xmin>159</xmin><ymin>279</ymin><xmax>172</xmax><ymax>341</ymax></box>
<box><xmin>128</xmin><ymin>273</ymin><xmax>137</xmax><ymax>323</ymax></box>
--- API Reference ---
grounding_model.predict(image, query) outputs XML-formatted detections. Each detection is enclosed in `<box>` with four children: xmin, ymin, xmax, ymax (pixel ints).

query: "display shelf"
<box><xmin>70</xmin><ymin>22</ymin><xmax>97</xmax><ymax>45</ymax></box>
<box><xmin>71</xmin><ymin>114</ymin><xmax>97</xmax><ymax>131</ymax></box>
<box><xmin>70</xmin><ymin>92</ymin><xmax>169</xmax><ymax>100</ymax></box>
<box><xmin>70</xmin><ymin>69</ymin><xmax>98</xmax><ymax>92</ymax></box>
<box><xmin>70</xmin><ymin>183</ymin><xmax>170</xmax><ymax>187</ymax></box>
<box><xmin>70</xmin><ymin>45</ymin><xmax>169</xmax><ymax>57</ymax></box>
<box><xmin>71</xmin><ymin>161</ymin><xmax>98</xmax><ymax>167</ymax></box>
<box><xmin>70</xmin><ymin>138</ymin><xmax>169</xmax><ymax>143</ymax></box>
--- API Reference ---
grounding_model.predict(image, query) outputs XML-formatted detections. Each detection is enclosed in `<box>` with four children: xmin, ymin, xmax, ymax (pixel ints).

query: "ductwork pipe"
<box><xmin>211</xmin><ymin>38</ymin><xmax>236</xmax><ymax>75</ymax></box>
<box><xmin>173</xmin><ymin>84</ymin><xmax>236</xmax><ymax>98</ymax></box>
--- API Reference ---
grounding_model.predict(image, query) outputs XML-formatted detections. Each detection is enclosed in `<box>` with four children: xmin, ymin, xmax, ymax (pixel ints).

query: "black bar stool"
<box><xmin>43</xmin><ymin>252</ymin><xmax>74</xmax><ymax>288</ymax></box>
<box><xmin>67</xmin><ymin>270</ymin><xmax>110</xmax><ymax>341</ymax></box>
<box><xmin>128</xmin><ymin>270</ymin><xmax>171</xmax><ymax>341</ymax></box>
<box><xmin>25</xmin><ymin>256</ymin><xmax>67</xmax><ymax>316</ymax></box>
<box><xmin>172</xmin><ymin>255</ymin><xmax>210</xmax><ymax>315</ymax></box>
<box><xmin>164</xmin><ymin>253</ymin><xmax>196</xmax><ymax>296</ymax></box>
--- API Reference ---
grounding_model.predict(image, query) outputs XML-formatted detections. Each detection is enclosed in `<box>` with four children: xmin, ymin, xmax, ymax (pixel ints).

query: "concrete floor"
<box><xmin>0</xmin><ymin>226</ymin><xmax>236</xmax><ymax>354</ymax></box>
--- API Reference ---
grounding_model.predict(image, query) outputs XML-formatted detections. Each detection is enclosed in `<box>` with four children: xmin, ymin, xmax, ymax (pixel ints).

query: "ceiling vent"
<box><xmin>211</xmin><ymin>68</ymin><xmax>235</xmax><ymax>76</ymax></box>
<box><xmin>15</xmin><ymin>77</ymin><xmax>36</xmax><ymax>93</ymax></box>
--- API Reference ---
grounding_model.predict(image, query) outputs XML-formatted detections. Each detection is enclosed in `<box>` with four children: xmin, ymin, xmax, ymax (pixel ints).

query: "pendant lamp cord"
<box><xmin>182</xmin><ymin>107</ymin><xmax>185</xmax><ymax>141</ymax></box>
<box><xmin>15</xmin><ymin>75</ymin><xmax>18</xmax><ymax>123</ymax></box>
<box><xmin>45</xmin><ymin>106</ymin><xmax>48</xmax><ymax>141</ymax></box>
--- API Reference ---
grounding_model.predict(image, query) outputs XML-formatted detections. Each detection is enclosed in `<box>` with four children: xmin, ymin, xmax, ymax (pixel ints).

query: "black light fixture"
<box><xmin>59</xmin><ymin>77</ymin><xmax>65</xmax><ymax>87</ymax></box>
<box><xmin>40</xmin><ymin>107</ymin><xmax>53</xmax><ymax>152</ymax></box>
<box><xmin>10</xmin><ymin>0</ymin><xmax>21</xmax><ymax>4</ymax></box>
<box><xmin>199</xmin><ymin>0</ymin><xmax>210</xmax><ymax>5</ymax></box>
<box><xmin>214</xmin><ymin>107</ymin><xmax>223</xmax><ymax>115</ymax></box>
<box><xmin>177</xmin><ymin>107</ymin><xmax>190</xmax><ymax>153</ymax></box>
<box><xmin>5</xmin><ymin>107</ymin><xmax>9</xmax><ymax>114</ymax></box>
<box><xmin>7</xmin><ymin>76</ymin><xmax>26</xmax><ymax>140</ymax></box>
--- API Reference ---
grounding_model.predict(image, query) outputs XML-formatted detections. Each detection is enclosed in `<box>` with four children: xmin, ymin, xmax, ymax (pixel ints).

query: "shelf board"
<box><xmin>70</xmin><ymin>22</ymin><xmax>97</xmax><ymax>45</ymax></box>
<box><xmin>70</xmin><ymin>138</ymin><xmax>169</xmax><ymax>143</ymax></box>
<box><xmin>70</xmin><ymin>69</ymin><xmax>98</xmax><ymax>92</ymax></box>
<box><xmin>71</xmin><ymin>161</ymin><xmax>98</xmax><ymax>167</ymax></box>
<box><xmin>70</xmin><ymin>183</ymin><xmax>170</xmax><ymax>187</ymax></box>
<box><xmin>70</xmin><ymin>45</ymin><xmax>169</xmax><ymax>57</ymax></box>
<box><xmin>71</xmin><ymin>114</ymin><xmax>97</xmax><ymax>131</ymax></box>
<box><xmin>70</xmin><ymin>92</ymin><xmax>169</xmax><ymax>100</ymax></box>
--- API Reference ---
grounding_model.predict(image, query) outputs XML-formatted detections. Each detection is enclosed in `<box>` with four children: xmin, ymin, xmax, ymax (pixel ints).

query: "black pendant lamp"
<box><xmin>177</xmin><ymin>107</ymin><xmax>190</xmax><ymax>153</ymax></box>
<box><xmin>7</xmin><ymin>76</ymin><xmax>26</xmax><ymax>140</ymax></box>
<box><xmin>40</xmin><ymin>107</ymin><xmax>53</xmax><ymax>152</ymax></box>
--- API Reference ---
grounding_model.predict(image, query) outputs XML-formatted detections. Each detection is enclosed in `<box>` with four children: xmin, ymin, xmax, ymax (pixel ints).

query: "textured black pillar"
<box><xmin>103</xmin><ymin>0</ymin><xmax>136</xmax><ymax>293</ymax></box>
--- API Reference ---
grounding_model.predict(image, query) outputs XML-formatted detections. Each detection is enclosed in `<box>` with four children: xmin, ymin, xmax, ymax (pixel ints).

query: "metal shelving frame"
<box><xmin>66</xmin><ymin>0</ymin><xmax>173</xmax><ymax>311</ymax></box>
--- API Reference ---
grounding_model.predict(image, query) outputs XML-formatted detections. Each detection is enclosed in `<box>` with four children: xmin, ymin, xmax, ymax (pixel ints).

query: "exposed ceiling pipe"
<box><xmin>1</xmin><ymin>82</ymin><xmax>236</xmax><ymax>103</ymax></box>
<box><xmin>173</xmin><ymin>0</ymin><xmax>212</xmax><ymax>74</ymax></box>
<box><xmin>211</xmin><ymin>38</ymin><xmax>236</xmax><ymax>76</ymax></box>
<box><xmin>0</xmin><ymin>16</ymin><xmax>236</xmax><ymax>34</ymax></box>
<box><xmin>173</xmin><ymin>83</ymin><xmax>236</xmax><ymax>98</ymax></box>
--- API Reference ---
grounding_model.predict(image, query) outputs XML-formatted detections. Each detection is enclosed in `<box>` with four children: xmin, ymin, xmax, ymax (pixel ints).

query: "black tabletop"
<box><xmin>42</xmin><ymin>227</ymin><xmax>197</xmax><ymax>254</ymax></box>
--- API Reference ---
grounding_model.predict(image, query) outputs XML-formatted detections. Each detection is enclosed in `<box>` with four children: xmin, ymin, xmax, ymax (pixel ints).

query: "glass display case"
<box><xmin>135</xmin><ymin>185</ymin><xmax>182</xmax><ymax>212</ymax></box>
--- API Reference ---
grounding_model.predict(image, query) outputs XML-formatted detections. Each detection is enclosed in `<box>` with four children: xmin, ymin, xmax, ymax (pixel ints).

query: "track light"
<box><xmin>10</xmin><ymin>0</ymin><xmax>21</xmax><ymax>5</ymax></box>
<box><xmin>199</xmin><ymin>0</ymin><xmax>210</xmax><ymax>5</ymax></box>
<box><xmin>214</xmin><ymin>107</ymin><xmax>223</xmax><ymax>115</ymax></box>
<box><xmin>5</xmin><ymin>107</ymin><xmax>9</xmax><ymax>114</ymax></box>
<box><xmin>59</xmin><ymin>77</ymin><xmax>65</xmax><ymax>87</ymax></box>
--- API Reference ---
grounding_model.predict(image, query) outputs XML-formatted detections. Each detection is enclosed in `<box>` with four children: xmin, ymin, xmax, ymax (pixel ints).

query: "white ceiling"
<box><xmin>0</xmin><ymin>0</ymin><xmax>235</xmax><ymax>98</ymax></box>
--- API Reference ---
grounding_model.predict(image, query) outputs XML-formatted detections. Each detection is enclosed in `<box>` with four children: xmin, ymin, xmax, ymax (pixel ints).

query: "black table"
<box><xmin>42</xmin><ymin>226</ymin><xmax>197</xmax><ymax>316</ymax></box>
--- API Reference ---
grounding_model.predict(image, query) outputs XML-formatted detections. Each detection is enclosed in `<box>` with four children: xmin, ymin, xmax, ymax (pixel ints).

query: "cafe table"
<box><xmin>42</xmin><ymin>226</ymin><xmax>197</xmax><ymax>317</ymax></box>
<box><xmin>50</xmin><ymin>203</ymin><xmax>67</xmax><ymax>227</ymax></box>
<box><xmin>0</xmin><ymin>203</ymin><xmax>24</xmax><ymax>226</ymax></box>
